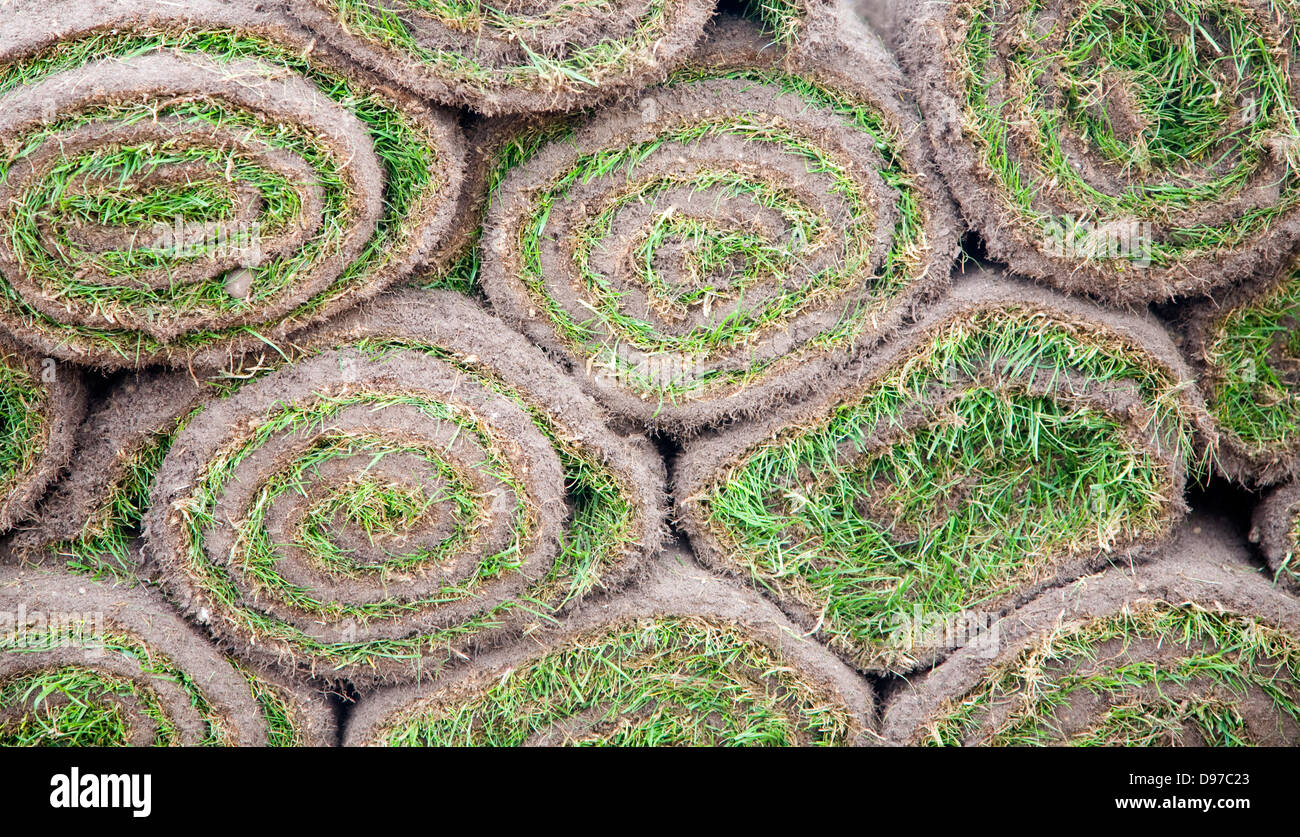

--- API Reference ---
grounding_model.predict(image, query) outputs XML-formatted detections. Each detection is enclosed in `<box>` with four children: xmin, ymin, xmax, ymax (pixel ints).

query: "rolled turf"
<box><xmin>141</xmin><ymin>289</ymin><xmax>666</xmax><ymax>689</ymax></box>
<box><xmin>675</xmin><ymin>271</ymin><xmax>1210</xmax><ymax>674</ymax></box>
<box><xmin>0</xmin><ymin>0</ymin><xmax>465</xmax><ymax>369</ymax></box>
<box><xmin>0</xmin><ymin>343</ymin><xmax>84</xmax><ymax>535</ymax></box>
<box><xmin>901</xmin><ymin>0</ymin><xmax>1300</xmax><ymax>304</ymax></box>
<box><xmin>478</xmin><ymin>14</ymin><xmax>960</xmax><ymax>434</ymax></box>
<box><xmin>884</xmin><ymin>516</ymin><xmax>1300</xmax><ymax>746</ymax></box>
<box><xmin>342</xmin><ymin>549</ymin><xmax>877</xmax><ymax>746</ymax></box>
<box><xmin>0</xmin><ymin>566</ymin><xmax>335</xmax><ymax>746</ymax></box>
<box><xmin>285</xmin><ymin>0</ymin><xmax>718</xmax><ymax>116</ymax></box>
<box><xmin>1249</xmin><ymin>481</ymin><xmax>1300</xmax><ymax>596</ymax></box>
<box><xmin>1184</xmin><ymin>255</ymin><xmax>1300</xmax><ymax>485</ymax></box>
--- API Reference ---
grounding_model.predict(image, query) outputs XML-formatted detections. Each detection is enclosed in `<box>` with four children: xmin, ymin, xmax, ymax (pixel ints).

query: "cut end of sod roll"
<box><xmin>902</xmin><ymin>0</ymin><xmax>1300</xmax><ymax>304</ymax></box>
<box><xmin>0</xmin><ymin>0</ymin><xmax>465</xmax><ymax>369</ymax></box>
<box><xmin>142</xmin><ymin>289</ymin><xmax>667</xmax><ymax>689</ymax></box>
<box><xmin>883</xmin><ymin>516</ymin><xmax>1300</xmax><ymax>746</ymax></box>
<box><xmin>675</xmin><ymin>271</ymin><xmax>1210</xmax><ymax>675</ymax></box>
<box><xmin>285</xmin><ymin>0</ymin><xmax>720</xmax><ymax>116</ymax></box>
<box><xmin>0</xmin><ymin>566</ymin><xmax>336</xmax><ymax>746</ymax></box>
<box><xmin>1185</xmin><ymin>253</ymin><xmax>1300</xmax><ymax>486</ymax></box>
<box><xmin>343</xmin><ymin>549</ymin><xmax>878</xmax><ymax>746</ymax></box>
<box><xmin>478</xmin><ymin>14</ymin><xmax>960</xmax><ymax>435</ymax></box>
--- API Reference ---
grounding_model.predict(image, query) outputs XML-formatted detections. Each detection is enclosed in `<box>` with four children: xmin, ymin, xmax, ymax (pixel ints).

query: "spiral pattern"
<box><xmin>0</xmin><ymin>567</ymin><xmax>335</xmax><ymax>746</ymax></box>
<box><xmin>884</xmin><ymin>541</ymin><xmax>1300</xmax><ymax>746</ymax></box>
<box><xmin>480</xmin><ymin>17</ymin><xmax>957</xmax><ymax>432</ymax></box>
<box><xmin>0</xmin><ymin>0</ymin><xmax>464</xmax><ymax>368</ymax></box>
<box><xmin>1188</xmin><ymin>258</ymin><xmax>1300</xmax><ymax>485</ymax></box>
<box><xmin>145</xmin><ymin>289</ymin><xmax>664</xmax><ymax>687</ymax></box>
<box><xmin>676</xmin><ymin>276</ymin><xmax>1205</xmax><ymax>673</ymax></box>
<box><xmin>0</xmin><ymin>345</ymin><xmax>84</xmax><ymax>534</ymax></box>
<box><xmin>905</xmin><ymin>0</ymin><xmax>1300</xmax><ymax>302</ymax></box>
<box><xmin>347</xmin><ymin>616</ymin><xmax>867</xmax><ymax>746</ymax></box>
<box><xmin>285</xmin><ymin>0</ymin><xmax>718</xmax><ymax>115</ymax></box>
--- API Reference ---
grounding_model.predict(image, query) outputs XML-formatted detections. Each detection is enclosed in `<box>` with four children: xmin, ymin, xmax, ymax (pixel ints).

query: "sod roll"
<box><xmin>1184</xmin><ymin>256</ymin><xmax>1300</xmax><ymax>485</ymax></box>
<box><xmin>676</xmin><ymin>272</ymin><xmax>1209</xmax><ymax>674</ymax></box>
<box><xmin>1249</xmin><ymin>482</ymin><xmax>1300</xmax><ymax>596</ymax></box>
<box><xmin>143</xmin><ymin>289</ymin><xmax>666</xmax><ymax>688</ymax></box>
<box><xmin>479</xmin><ymin>15</ymin><xmax>960</xmax><ymax>434</ymax></box>
<box><xmin>883</xmin><ymin>516</ymin><xmax>1300</xmax><ymax>746</ymax></box>
<box><xmin>343</xmin><ymin>549</ymin><xmax>876</xmax><ymax>746</ymax></box>
<box><xmin>902</xmin><ymin>0</ymin><xmax>1300</xmax><ymax>303</ymax></box>
<box><xmin>0</xmin><ymin>0</ymin><xmax>465</xmax><ymax>369</ymax></box>
<box><xmin>0</xmin><ymin>345</ymin><xmax>84</xmax><ymax>535</ymax></box>
<box><xmin>285</xmin><ymin>0</ymin><xmax>717</xmax><ymax>116</ymax></box>
<box><xmin>0</xmin><ymin>566</ymin><xmax>335</xmax><ymax>746</ymax></box>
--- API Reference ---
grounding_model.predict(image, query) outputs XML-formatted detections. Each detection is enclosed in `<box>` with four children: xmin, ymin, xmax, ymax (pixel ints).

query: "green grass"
<box><xmin>321</xmin><ymin>0</ymin><xmax>680</xmax><ymax>94</ymax></box>
<box><xmin>0</xmin><ymin>628</ymin><xmax>230</xmax><ymax>746</ymax></box>
<box><xmin>0</xmin><ymin>27</ymin><xmax>446</xmax><ymax>363</ymax></box>
<box><xmin>921</xmin><ymin>603</ymin><xmax>1300</xmax><ymax>746</ymax></box>
<box><xmin>1202</xmin><ymin>264</ymin><xmax>1300</xmax><ymax>460</ymax></box>
<box><xmin>0</xmin><ymin>352</ymin><xmax>48</xmax><ymax>511</ymax></box>
<box><xmin>497</xmin><ymin>65</ymin><xmax>931</xmax><ymax>402</ymax></box>
<box><xmin>373</xmin><ymin>616</ymin><xmax>854</xmax><ymax>746</ymax></box>
<box><xmin>954</xmin><ymin>0</ymin><xmax>1300</xmax><ymax>267</ymax></box>
<box><xmin>698</xmin><ymin>309</ymin><xmax>1200</xmax><ymax>671</ymax></box>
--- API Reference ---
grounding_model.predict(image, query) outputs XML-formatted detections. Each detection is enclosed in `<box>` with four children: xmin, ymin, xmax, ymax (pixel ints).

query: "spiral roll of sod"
<box><xmin>285</xmin><ymin>0</ymin><xmax>717</xmax><ymax>116</ymax></box>
<box><xmin>2</xmin><ymin>371</ymin><xmax>203</xmax><ymax>582</ymax></box>
<box><xmin>0</xmin><ymin>0</ymin><xmax>465</xmax><ymax>369</ymax></box>
<box><xmin>344</xmin><ymin>549</ymin><xmax>875</xmax><ymax>745</ymax></box>
<box><xmin>676</xmin><ymin>272</ymin><xmax>1208</xmax><ymax>674</ymax></box>
<box><xmin>0</xmin><ymin>345</ymin><xmax>84</xmax><ymax>534</ymax></box>
<box><xmin>144</xmin><ymin>289</ymin><xmax>666</xmax><ymax>688</ymax></box>
<box><xmin>1250</xmin><ymin>483</ymin><xmax>1300</xmax><ymax>596</ymax></box>
<box><xmin>0</xmin><ymin>567</ymin><xmax>335</xmax><ymax>746</ymax></box>
<box><xmin>1184</xmin><ymin>258</ymin><xmax>1300</xmax><ymax>485</ymax></box>
<box><xmin>902</xmin><ymin>0</ymin><xmax>1300</xmax><ymax>303</ymax></box>
<box><xmin>884</xmin><ymin>517</ymin><xmax>1300</xmax><ymax>746</ymax></box>
<box><xmin>479</xmin><ymin>16</ymin><xmax>959</xmax><ymax>433</ymax></box>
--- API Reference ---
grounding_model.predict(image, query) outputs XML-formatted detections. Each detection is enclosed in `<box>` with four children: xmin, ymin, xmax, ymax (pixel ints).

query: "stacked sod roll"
<box><xmin>343</xmin><ymin>550</ymin><xmax>877</xmax><ymax>746</ymax></box>
<box><xmin>479</xmin><ymin>15</ymin><xmax>960</xmax><ymax>433</ymax></box>
<box><xmin>0</xmin><ymin>0</ymin><xmax>465</xmax><ymax>368</ymax></box>
<box><xmin>676</xmin><ymin>272</ymin><xmax>1209</xmax><ymax>674</ymax></box>
<box><xmin>141</xmin><ymin>290</ymin><xmax>665</xmax><ymax>688</ymax></box>
<box><xmin>884</xmin><ymin>517</ymin><xmax>1300</xmax><ymax>746</ymax></box>
<box><xmin>284</xmin><ymin>0</ymin><xmax>718</xmax><ymax>115</ymax></box>
<box><xmin>0</xmin><ymin>346</ymin><xmax>83</xmax><ymax>534</ymax></box>
<box><xmin>1250</xmin><ymin>484</ymin><xmax>1300</xmax><ymax>596</ymax></box>
<box><xmin>902</xmin><ymin>0</ymin><xmax>1300</xmax><ymax>303</ymax></box>
<box><xmin>1184</xmin><ymin>256</ymin><xmax>1300</xmax><ymax>485</ymax></box>
<box><xmin>0</xmin><ymin>567</ymin><xmax>334</xmax><ymax>746</ymax></box>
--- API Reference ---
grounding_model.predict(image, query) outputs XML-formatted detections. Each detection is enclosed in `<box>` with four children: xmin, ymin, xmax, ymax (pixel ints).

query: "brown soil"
<box><xmin>479</xmin><ymin>14</ymin><xmax>959</xmax><ymax>435</ymax></box>
<box><xmin>674</xmin><ymin>268</ymin><xmax>1209</xmax><ymax>674</ymax></box>
<box><xmin>342</xmin><ymin>545</ymin><xmax>879</xmax><ymax>745</ymax></box>
<box><xmin>1249</xmin><ymin>481</ymin><xmax>1300</xmax><ymax>596</ymax></box>
<box><xmin>285</xmin><ymin>0</ymin><xmax>716</xmax><ymax>116</ymax></box>
<box><xmin>0</xmin><ymin>564</ymin><xmax>335</xmax><ymax>745</ymax></box>
<box><xmin>883</xmin><ymin>514</ymin><xmax>1300</xmax><ymax>745</ymax></box>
